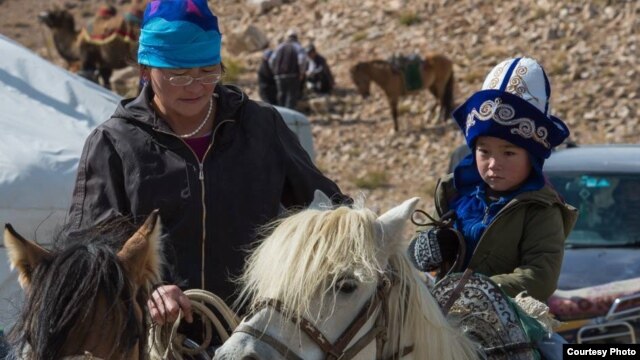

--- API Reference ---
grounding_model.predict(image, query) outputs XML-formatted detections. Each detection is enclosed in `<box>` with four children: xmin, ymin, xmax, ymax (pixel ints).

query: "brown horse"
<box><xmin>38</xmin><ymin>4</ymin><xmax>142</xmax><ymax>89</ymax></box>
<box><xmin>350</xmin><ymin>53</ymin><xmax>454</xmax><ymax>131</ymax></box>
<box><xmin>4</xmin><ymin>212</ymin><xmax>162</xmax><ymax>359</ymax></box>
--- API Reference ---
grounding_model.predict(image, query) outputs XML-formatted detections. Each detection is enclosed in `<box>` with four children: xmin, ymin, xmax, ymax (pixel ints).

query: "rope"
<box><xmin>151</xmin><ymin>289</ymin><xmax>239</xmax><ymax>360</ymax></box>
<box><xmin>411</xmin><ymin>209</ymin><xmax>456</xmax><ymax>228</ymax></box>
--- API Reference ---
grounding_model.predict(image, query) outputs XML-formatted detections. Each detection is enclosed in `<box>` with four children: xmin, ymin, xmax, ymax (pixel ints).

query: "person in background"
<box><xmin>305</xmin><ymin>43</ymin><xmax>334</xmax><ymax>95</ymax></box>
<box><xmin>269</xmin><ymin>29</ymin><xmax>307</xmax><ymax>109</ymax></box>
<box><xmin>257</xmin><ymin>49</ymin><xmax>277</xmax><ymax>104</ymax></box>
<box><xmin>408</xmin><ymin>57</ymin><xmax>577</xmax><ymax>303</ymax></box>
<box><xmin>65</xmin><ymin>0</ymin><xmax>349</xmax><ymax>346</ymax></box>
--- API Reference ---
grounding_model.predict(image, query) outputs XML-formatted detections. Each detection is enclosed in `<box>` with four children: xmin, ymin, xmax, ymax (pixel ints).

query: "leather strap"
<box><xmin>241</xmin><ymin>275</ymin><xmax>397</xmax><ymax>360</ymax></box>
<box><xmin>442</xmin><ymin>268</ymin><xmax>474</xmax><ymax>315</ymax></box>
<box><xmin>233</xmin><ymin>323</ymin><xmax>304</xmax><ymax>360</ymax></box>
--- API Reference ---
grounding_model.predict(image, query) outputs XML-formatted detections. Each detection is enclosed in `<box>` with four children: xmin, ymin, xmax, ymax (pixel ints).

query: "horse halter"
<box><xmin>233</xmin><ymin>275</ymin><xmax>408</xmax><ymax>360</ymax></box>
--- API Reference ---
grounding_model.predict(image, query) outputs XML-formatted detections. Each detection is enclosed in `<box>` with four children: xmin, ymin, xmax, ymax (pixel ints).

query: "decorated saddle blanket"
<box><xmin>432</xmin><ymin>272</ymin><xmax>550</xmax><ymax>360</ymax></box>
<box><xmin>82</xmin><ymin>5</ymin><xmax>141</xmax><ymax>44</ymax></box>
<box><xmin>389</xmin><ymin>54</ymin><xmax>423</xmax><ymax>92</ymax></box>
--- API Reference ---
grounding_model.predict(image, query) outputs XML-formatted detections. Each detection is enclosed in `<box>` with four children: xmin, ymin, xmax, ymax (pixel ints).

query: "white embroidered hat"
<box><xmin>452</xmin><ymin>57</ymin><xmax>569</xmax><ymax>160</ymax></box>
<box><xmin>481</xmin><ymin>57</ymin><xmax>552</xmax><ymax>116</ymax></box>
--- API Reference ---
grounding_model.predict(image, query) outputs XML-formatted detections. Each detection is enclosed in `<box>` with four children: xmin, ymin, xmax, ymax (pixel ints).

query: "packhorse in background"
<box><xmin>350</xmin><ymin>53</ymin><xmax>454</xmax><ymax>131</ymax></box>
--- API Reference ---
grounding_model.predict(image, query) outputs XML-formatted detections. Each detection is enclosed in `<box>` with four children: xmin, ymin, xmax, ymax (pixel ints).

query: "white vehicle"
<box><xmin>0</xmin><ymin>34</ymin><xmax>314</xmax><ymax>328</ymax></box>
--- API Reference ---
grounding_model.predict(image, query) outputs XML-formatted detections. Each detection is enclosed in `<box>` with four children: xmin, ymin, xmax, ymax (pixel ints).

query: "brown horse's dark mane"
<box><xmin>7</xmin><ymin>222</ymin><xmax>151</xmax><ymax>360</ymax></box>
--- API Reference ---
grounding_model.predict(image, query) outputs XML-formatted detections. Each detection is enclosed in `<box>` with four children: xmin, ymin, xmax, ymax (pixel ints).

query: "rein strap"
<box><xmin>237</xmin><ymin>276</ymin><xmax>397</xmax><ymax>360</ymax></box>
<box><xmin>233</xmin><ymin>323</ymin><xmax>304</xmax><ymax>360</ymax></box>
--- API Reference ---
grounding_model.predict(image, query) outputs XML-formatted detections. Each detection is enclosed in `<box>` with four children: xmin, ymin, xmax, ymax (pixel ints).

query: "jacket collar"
<box><xmin>436</xmin><ymin>173</ymin><xmax>577</xmax><ymax>237</ymax></box>
<box><xmin>438</xmin><ymin>173</ymin><xmax>565</xmax><ymax>210</ymax></box>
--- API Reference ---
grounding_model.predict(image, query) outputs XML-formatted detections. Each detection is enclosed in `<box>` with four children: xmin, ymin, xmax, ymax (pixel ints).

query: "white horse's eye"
<box><xmin>335</xmin><ymin>278</ymin><xmax>358</xmax><ymax>294</ymax></box>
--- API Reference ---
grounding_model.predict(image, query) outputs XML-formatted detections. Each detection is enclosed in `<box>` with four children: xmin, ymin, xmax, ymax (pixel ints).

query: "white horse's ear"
<box><xmin>308</xmin><ymin>189</ymin><xmax>333</xmax><ymax>210</ymax></box>
<box><xmin>375</xmin><ymin>197</ymin><xmax>420</xmax><ymax>250</ymax></box>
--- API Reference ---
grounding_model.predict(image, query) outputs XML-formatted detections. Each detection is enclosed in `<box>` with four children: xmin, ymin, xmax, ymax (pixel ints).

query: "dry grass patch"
<box><xmin>223</xmin><ymin>57</ymin><xmax>245</xmax><ymax>83</ymax></box>
<box><xmin>352</xmin><ymin>31</ymin><xmax>367</xmax><ymax>42</ymax></box>
<box><xmin>398</xmin><ymin>12</ymin><xmax>421</xmax><ymax>26</ymax></box>
<box><xmin>353</xmin><ymin>171</ymin><xmax>389</xmax><ymax>190</ymax></box>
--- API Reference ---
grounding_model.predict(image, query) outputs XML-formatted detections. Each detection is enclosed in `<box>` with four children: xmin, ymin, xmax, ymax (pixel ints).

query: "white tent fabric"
<box><xmin>0</xmin><ymin>34</ymin><xmax>123</xmax><ymax>327</ymax></box>
<box><xmin>0</xmin><ymin>34</ymin><xmax>314</xmax><ymax>328</ymax></box>
<box><xmin>0</xmin><ymin>35</ymin><xmax>122</xmax><ymax>242</ymax></box>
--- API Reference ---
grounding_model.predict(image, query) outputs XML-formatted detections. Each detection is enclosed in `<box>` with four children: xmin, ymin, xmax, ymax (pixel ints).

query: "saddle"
<box><xmin>388</xmin><ymin>54</ymin><xmax>423</xmax><ymax>92</ymax></box>
<box><xmin>433</xmin><ymin>273</ymin><xmax>548</xmax><ymax>360</ymax></box>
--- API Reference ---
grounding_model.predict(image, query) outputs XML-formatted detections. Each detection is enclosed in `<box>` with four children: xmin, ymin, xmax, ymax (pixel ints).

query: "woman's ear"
<box><xmin>138</xmin><ymin>66</ymin><xmax>151</xmax><ymax>94</ymax></box>
<box><xmin>139</xmin><ymin>65</ymin><xmax>150</xmax><ymax>82</ymax></box>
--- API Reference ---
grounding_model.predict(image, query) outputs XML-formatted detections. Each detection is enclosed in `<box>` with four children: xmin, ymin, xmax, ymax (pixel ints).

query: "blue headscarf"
<box><xmin>138</xmin><ymin>0</ymin><xmax>222</xmax><ymax>68</ymax></box>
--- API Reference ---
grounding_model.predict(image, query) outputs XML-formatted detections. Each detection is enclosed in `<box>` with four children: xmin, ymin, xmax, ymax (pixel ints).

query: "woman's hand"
<box><xmin>148</xmin><ymin>284</ymin><xmax>193</xmax><ymax>325</ymax></box>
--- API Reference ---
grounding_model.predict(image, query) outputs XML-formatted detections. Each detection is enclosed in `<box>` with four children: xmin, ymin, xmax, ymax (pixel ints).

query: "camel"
<box><xmin>38</xmin><ymin>3</ymin><xmax>143</xmax><ymax>89</ymax></box>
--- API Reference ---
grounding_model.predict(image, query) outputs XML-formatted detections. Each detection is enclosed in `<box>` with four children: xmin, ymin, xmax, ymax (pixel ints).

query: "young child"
<box><xmin>409</xmin><ymin>57</ymin><xmax>578</xmax><ymax>302</ymax></box>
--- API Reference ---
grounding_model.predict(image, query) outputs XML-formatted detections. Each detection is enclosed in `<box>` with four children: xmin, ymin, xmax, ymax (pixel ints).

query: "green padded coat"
<box><xmin>434</xmin><ymin>174</ymin><xmax>578</xmax><ymax>302</ymax></box>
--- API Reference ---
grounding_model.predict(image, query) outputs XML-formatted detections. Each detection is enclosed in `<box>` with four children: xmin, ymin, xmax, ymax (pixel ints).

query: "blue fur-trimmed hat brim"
<box><xmin>452</xmin><ymin>89</ymin><xmax>569</xmax><ymax>160</ymax></box>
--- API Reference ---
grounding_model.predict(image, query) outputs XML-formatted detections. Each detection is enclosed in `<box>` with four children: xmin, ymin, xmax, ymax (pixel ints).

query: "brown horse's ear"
<box><xmin>3</xmin><ymin>224</ymin><xmax>53</xmax><ymax>289</ymax></box>
<box><xmin>117</xmin><ymin>210</ymin><xmax>163</xmax><ymax>286</ymax></box>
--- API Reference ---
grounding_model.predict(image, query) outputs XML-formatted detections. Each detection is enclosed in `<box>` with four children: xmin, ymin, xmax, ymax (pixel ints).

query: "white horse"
<box><xmin>214</xmin><ymin>194</ymin><xmax>479</xmax><ymax>360</ymax></box>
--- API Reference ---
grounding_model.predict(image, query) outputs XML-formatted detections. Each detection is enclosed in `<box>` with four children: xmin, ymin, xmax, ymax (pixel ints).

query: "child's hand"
<box><xmin>407</xmin><ymin>227</ymin><xmax>461</xmax><ymax>272</ymax></box>
<box><xmin>433</xmin><ymin>227</ymin><xmax>461</xmax><ymax>262</ymax></box>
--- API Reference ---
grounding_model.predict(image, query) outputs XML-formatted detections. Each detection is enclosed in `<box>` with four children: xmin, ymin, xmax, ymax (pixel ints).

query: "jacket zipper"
<box><xmin>156</xmin><ymin>119</ymin><xmax>234</xmax><ymax>289</ymax></box>
<box><xmin>482</xmin><ymin>205</ymin><xmax>491</xmax><ymax>224</ymax></box>
<box><xmin>467</xmin><ymin>198</ymin><xmax>540</xmax><ymax>266</ymax></box>
<box><xmin>458</xmin><ymin>199</ymin><xmax>517</xmax><ymax>269</ymax></box>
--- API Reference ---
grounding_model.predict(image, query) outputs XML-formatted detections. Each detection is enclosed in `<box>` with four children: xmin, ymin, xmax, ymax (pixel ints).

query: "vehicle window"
<box><xmin>547</xmin><ymin>173</ymin><xmax>640</xmax><ymax>246</ymax></box>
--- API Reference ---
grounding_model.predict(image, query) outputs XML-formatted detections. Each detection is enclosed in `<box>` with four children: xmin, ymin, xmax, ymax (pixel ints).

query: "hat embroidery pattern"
<box><xmin>487</xmin><ymin>61</ymin><xmax>508</xmax><ymax>89</ymax></box>
<box><xmin>465</xmin><ymin>97</ymin><xmax>551</xmax><ymax>148</ymax></box>
<box><xmin>506</xmin><ymin>65</ymin><xmax>541</xmax><ymax>105</ymax></box>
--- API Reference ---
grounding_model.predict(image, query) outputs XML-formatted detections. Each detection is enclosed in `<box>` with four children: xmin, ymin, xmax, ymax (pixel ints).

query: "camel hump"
<box><xmin>82</xmin><ymin>6</ymin><xmax>140</xmax><ymax>44</ymax></box>
<box><xmin>96</xmin><ymin>4</ymin><xmax>118</xmax><ymax>19</ymax></box>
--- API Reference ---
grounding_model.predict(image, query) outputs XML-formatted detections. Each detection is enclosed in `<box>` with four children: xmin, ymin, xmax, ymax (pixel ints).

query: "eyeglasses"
<box><xmin>162</xmin><ymin>73</ymin><xmax>223</xmax><ymax>86</ymax></box>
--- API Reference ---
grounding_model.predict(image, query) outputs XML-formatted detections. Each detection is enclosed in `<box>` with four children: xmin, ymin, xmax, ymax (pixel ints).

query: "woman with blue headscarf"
<box><xmin>408</xmin><ymin>57</ymin><xmax>577</xmax><ymax>302</ymax></box>
<box><xmin>66</xmin><ymin>0</ymin><xmax>349</xmax><ymax>335</ymax></box>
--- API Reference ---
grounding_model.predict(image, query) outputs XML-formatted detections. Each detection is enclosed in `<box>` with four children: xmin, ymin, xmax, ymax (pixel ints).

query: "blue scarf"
<box><xmin>138</xmin><ymin>0</ymin><xmax>222</xmax><ymax>68</ymax></box>
<box><xmin>451</xmin><ymin>178</ymin><xmax>542</xmax><ymax>268</ymax></box>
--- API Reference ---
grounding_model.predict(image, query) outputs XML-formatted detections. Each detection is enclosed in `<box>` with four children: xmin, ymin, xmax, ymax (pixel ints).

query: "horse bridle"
<box><xmin>233</xmin><ymin>275</ymin><xmax>413</xmax><ymax>360</ymax></box>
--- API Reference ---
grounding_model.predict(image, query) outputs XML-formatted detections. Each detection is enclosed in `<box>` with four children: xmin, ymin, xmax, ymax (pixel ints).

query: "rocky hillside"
<box><xmin>1</xmin><ymin>0</ymin><xmax>638</xmax><ymax>212</ymax></box>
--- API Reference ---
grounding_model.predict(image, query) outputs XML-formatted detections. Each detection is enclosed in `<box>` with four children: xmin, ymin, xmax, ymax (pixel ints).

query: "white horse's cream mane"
<box><xmin>237</xmin><ymin>202</ymin><xmax>479</xmax><ymax>360</ymax></box>
<box><xmin>237</xmin><ymin>205</ymin><xmax>382</xmax><ymax>321</ymax></box>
